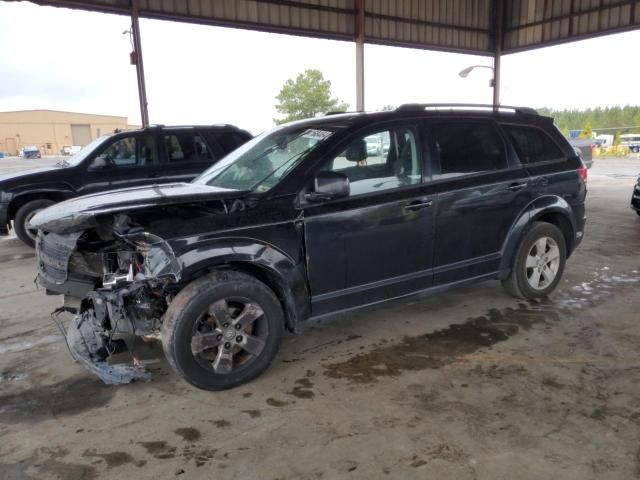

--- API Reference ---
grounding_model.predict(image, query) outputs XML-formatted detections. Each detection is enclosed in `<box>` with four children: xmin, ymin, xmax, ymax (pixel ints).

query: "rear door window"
<box><xmin>504</xmin><ymin>125</ymin><xmax>565</xmax><ymax>164</ymax></box>
<box><xmin>431</xmin><ymin>121</ymin><xmax>507</xmax><ymax>177</ymax></box>
<box><xmin>164</xmin><ymin>132</ymin><xmax>216</xmax><ymax>164</ymax></box>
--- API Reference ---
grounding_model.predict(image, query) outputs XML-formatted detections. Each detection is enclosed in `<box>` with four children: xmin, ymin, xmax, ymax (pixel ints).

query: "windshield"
<box><xmin>59</xmin><ymin>135</ymin><xmax>110</xmax><ymax>166</ymax></box>
<box><xmin>193</xmin><ymin>126</ymin><xmax>336</xmax><ymax>193</ymax></box>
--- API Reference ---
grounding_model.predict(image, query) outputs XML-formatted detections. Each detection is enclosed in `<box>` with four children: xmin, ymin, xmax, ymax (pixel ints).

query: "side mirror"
<box><xmin>89</xmin><ymin>155</ymin><xmax>110</xmax><ymax>170</ymax></box>
<box><xmin>305</xmin><ymin>171</ymin><xmax>350</xmax><ymax>202</ymax></box>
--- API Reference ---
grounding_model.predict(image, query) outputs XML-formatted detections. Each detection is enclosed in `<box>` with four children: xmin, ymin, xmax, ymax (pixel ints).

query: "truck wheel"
<box><xmin>501</xmin><ymin>222</ymin><xmax>567</xmax><ymax>299</ymax></box>
<box><xmin>14</xmin><ymin>199</ymin><xmax>54</xmax><ymax>248</ymax></box>
<box><xmin>162</xmin><ymin>271</ymin><xmax>284</xmax><ymax>391</ymax></box>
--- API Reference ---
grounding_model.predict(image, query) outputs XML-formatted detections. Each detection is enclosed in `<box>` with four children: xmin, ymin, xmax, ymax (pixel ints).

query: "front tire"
<box><xmin>162</xmin><ymin>271</ymin><xmax>284</xmax><ymax>391</ymax></box>
<box><xmin>14</xmin><ymin>199</ymin><xmax>54</xmax><ymax>248</ymax></box>
<box><xmin>502</xmin><ymin>222</ymin><xmax>567</xmax><ymax>299</ymax></box>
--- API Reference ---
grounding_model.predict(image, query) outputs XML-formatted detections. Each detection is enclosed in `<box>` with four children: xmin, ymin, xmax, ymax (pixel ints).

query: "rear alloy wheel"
<box><xmin>162</xmin><ymin>271</ymin><xmax>284</xmax><ymax>391</ymax></box>
<box><xmin>502</xmin><ymin>222</ymin><xmax>567</xmax><ymax>299</ymax></box>
<box><xmin>14</xmin><ymin>199</ymin><xmax>54</xmax><ymax>248</ymax></box>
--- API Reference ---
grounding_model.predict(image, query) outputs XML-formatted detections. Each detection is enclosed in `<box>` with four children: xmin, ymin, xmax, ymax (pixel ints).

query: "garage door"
<box><xmin>70</xmin><ymin>124</ymin><xmax>92</xmax><ymax>146</ymax></box>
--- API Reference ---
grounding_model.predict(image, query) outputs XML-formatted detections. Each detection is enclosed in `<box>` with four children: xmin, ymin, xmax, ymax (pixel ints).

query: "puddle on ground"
<box><xmin>0</xmin><ymin>376</ymin><xmax>115</xmax><ymax>423</ymax></box>
<box><xmin>324</xmin><ymin>269</ymin><xmax>640</xmax><ymax>384</ymax></box>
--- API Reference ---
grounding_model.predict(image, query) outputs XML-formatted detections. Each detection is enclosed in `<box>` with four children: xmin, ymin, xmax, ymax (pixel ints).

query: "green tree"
<box><xmin>613</xmin><ymin>130</ymin><xmax>622</xmax><ymax>146</ymax></box>
<box><xmin>580</xmin><ymin>122</ymin><xmax>593</xmax><ymax>139</ymax></box>
<box><xmin>274</xmin><ymin>69</ymin><xmax>349</xmax><ymax>124</ymax></box>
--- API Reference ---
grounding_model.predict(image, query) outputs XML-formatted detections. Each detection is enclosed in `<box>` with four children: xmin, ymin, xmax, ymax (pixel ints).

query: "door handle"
<box><xmin>404</xmin><ymin>200</ymin><xmax>433</xmax><ymax>211</ymax></box>
<box><xmin>507</xmin><ymin>182</ymin><xmax>528</xmax><ymax>192</ymax></box>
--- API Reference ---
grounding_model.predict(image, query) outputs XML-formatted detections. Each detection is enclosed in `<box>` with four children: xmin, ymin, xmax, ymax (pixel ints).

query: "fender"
<box><xmin>176</xmin><ymin>237</ymin><xmax>310</xmax><ymax>332</ymax></box>
<box><xmin>7</xmin><ymin>187</ymin><xmax>76</xmax><ymax>221</ymax></box>
<box><xmin>498</xmin><ymin>195</ymin><xmax>576</xmax><ymax>277</ymax></box>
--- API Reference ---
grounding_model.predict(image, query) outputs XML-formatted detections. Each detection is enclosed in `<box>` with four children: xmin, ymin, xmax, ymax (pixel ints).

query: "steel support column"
<box><xmin>131</xmin><ymin>3</ymin><xmax>149</xmax><ymax>126</ymax></box>
<box><xmin>355</xmin><ymin>0</ymin><xmax>365</xmax><ymax>111</ymax></box>
<box><xmin>492</xmin><ymin>0</ymin><xmax>504</xmax><ymax>110</ymax></box>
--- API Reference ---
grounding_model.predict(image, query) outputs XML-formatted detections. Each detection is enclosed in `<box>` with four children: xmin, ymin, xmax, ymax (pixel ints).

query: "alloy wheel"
<box><xmin>190</xmin><ymin>297</ymin><xmax>267</xmax><ymax>375</ymax></box>
<box><xmin>525</xmin><ymin>236</ymin><xmax>560</xmax><ymax>290</ymax></box>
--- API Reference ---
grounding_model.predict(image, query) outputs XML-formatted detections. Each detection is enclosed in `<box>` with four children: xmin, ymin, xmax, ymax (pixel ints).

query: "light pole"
<box><xmin>458</xmin><ymin>64</ymin><xmax>499</xmax><ymax>109</ymax></box>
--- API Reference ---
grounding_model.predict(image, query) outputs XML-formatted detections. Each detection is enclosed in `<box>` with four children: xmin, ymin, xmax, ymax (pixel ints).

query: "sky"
<box><xmin>1</xmin><ymin>2</ymin><xmax>640</xmax><ymax>134</ymax></box>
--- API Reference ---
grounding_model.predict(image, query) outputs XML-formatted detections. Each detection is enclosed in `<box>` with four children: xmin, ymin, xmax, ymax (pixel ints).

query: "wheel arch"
<box><xmin>7</xmin><ymin>189</ymin><xmax>74</xmax><ymax>223</ymax></box>
<box><xmin>176</xmin><ymin>239</ymin><xmax>310</xmax><ymax>333</ymax></box>
<box><xmin>499</xmin><ymin>195</ymin><xmax>577</xmax><ymax>278</ymax></box>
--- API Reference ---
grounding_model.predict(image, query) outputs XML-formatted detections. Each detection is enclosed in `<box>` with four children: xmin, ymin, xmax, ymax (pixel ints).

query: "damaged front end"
<box><xmin>38</xmin><ymin>214</ymin><xmax>182</xmax><ymax>384</ymax></box>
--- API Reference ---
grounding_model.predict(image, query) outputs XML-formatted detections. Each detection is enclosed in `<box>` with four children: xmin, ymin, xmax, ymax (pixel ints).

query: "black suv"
<box><xmin>31</xmin><ymin>104</ymin><xmax>587</xmax><ymax>390</ymax></box>
<box><xmin>0</xmin><ymin>124</ymin><xmax>251</xmax><ymax>247</ymax></box>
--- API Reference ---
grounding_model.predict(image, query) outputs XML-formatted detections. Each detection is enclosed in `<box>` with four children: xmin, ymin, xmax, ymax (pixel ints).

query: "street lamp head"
<box><xmin>458</xmin><ymin>66</ymin><xmax>474</xmax><ymax>78</ymax></box>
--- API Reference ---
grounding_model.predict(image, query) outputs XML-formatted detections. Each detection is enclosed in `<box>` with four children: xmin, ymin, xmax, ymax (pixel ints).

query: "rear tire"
<box><xmin>14</xmin><ymin>199</ymin><xmax>54</xmax><ymax>248</ymax></box>
<box><xmin>501</xmin><ymin>222</ymin><xmax>567</xmax><ymax>299</ymax></box>
<box><xmin>162</xmin><ymin>271</ymin><xmax>284</xmax><ymax>391</ymax></box>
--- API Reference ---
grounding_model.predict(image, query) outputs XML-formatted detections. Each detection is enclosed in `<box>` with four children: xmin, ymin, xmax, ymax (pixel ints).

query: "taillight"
<box><xmin>579</xmin><ymin>164</ymin><xmax>588</xmax><ymax>183</ymax></box>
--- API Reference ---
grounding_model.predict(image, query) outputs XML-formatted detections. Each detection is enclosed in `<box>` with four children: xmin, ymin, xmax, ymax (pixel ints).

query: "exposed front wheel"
<box><xmin>161</xmin><ymin>271</ymin><xmax>284</xmax><ymax>391</ymax></box>
<box><xmin>14</xmin><ymin>199</ymin><xmax>54</xmax><ymax>248</ymax></box>
<box><xmin>502</xmin><ymin>222</ymin><xmax>567</xmax><ymax>299</ymax></box>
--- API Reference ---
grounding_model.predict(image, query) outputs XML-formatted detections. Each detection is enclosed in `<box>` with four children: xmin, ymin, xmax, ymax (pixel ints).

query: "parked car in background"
<box><xmin>569</xmin><ymin>138</ymin><xmax>594</xmax><ymax>169</ymax></box>
<box><xmin>31</xmin><ymin>104</ymin><xmax>587</xmax><ymax>390</ymax></box>
<box><xmin>0</xmin><ymin>124</ymin><xmax>251</xmax><ymax>247</ymax></box>
<box><xmin>621</xmin><ymin>133</ymin><xmax>640</xmax><ymax>153</ymax></box>
<box><xmin>631</xmin><ymin>175</ymin><xmax>640</xmax><ymax>216</ymax></box>
<box><xmin>21</xmin><ymin>145</ymin><xmax>41</xmax><ymax>159</ymax></box>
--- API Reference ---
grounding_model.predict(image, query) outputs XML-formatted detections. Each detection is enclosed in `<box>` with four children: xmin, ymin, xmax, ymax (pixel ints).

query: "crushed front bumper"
<box><xmin>65</xmin><ymin>313</ymin><xmax>151</xmax><ymax>385</ymax></box>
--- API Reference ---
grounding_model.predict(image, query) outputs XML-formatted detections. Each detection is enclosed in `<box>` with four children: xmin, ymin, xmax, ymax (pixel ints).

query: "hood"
<box><xmin>0</xmin><ymin>166</ymin><xmax>65</xmax><ymax>186</ymax></box>
<box><xmin>30</xmin><ymin>182</ymin><xmax>248</xmax><ymax>233</ymax></box>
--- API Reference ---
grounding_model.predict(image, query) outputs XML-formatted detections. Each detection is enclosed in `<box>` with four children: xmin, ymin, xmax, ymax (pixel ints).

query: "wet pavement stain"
<box><xmin>288</xmin><ymin>377</ymin><xmax>315</xmax><ymax>399</ymax></box>
<box><xmin>138</xmin><ymin>441</ymin><xmax>216</xmax><ymax>467</ymax></box>
<box><xmin>0</xmin><ymin>447</ymin><xmax>98</xmax><ymax>480</ymax></box>
<box><xmin>323</xmin><ymin>270</ymin><xmax>640</xmax><ymax>384</ymax></box>
<box><xmin>0</xmin><ymin>376</ymin><xmax>114</xmax><ymax>423</ymax></box>
<box><xmin>138</xmin><ymin>441</ymin><xmax>177</xmax><ymax>459</ymax></box>
<box><xmin>211</xmin><ymin>419</ymin><xmax>231</xmax><ymax>427</ymax></box>
<box><xmin>173</xmin><ymin>427</ymin><xmax>201</xmax><ymax>442</ymax></box>
<box><xmin>266</xmin><ymin>398</ymin><xmax>289</xmax><ymax>407</ymax></box>
<box><xmin>82</xmin><ymin>449</ymin><xmax>145</xmax><ymax>468</ymax></box>
<box><xmin>323</xmin><ymin>304</ymin><xmax>551</xmax><ymax>384</ymax></box>
<box><xmin>241</xmin><ymin>409</ymin><xmax>262</xmax><ymax>418</ymax></box>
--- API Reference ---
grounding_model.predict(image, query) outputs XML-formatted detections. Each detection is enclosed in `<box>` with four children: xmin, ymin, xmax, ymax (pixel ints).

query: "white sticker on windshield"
<box><xmin>301</xmin><ymin>129</ymin><xmax>333</xmax><ymax>141</ymax></box>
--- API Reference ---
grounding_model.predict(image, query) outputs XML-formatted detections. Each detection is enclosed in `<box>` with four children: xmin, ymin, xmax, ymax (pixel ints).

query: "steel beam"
<box><xmin>492</xmin><ymin>0</ymin><xmax>504</xmax><ymax>110</ymax></box>
<box><xmin>131</xmin><ymin>3</ymin><xmax>149</xmax><ymax>127</ymax></box>
<box><xmin>355</xmin><ymin>0</ymin><xmax>365</xmax><ymax>112</ymax></box>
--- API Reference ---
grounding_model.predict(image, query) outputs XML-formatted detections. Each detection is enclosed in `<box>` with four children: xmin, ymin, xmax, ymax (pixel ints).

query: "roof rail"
<box><xmin>395</xmin><ymin>103</ymin><xmax>538</xmax><ymax>115</ymax></box>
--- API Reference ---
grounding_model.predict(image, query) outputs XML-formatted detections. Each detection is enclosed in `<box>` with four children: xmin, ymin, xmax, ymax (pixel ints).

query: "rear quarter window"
<box><xmin>504</xmin><ymin>125</ymin><xmax>565</xmax><ymax>164</ymax></box>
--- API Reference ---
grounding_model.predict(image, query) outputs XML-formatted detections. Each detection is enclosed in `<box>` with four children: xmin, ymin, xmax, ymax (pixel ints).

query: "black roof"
<box><xmin>278</xmin><ymin>104</ymin><xmax>551</xmax><ymax>131</ymax></box>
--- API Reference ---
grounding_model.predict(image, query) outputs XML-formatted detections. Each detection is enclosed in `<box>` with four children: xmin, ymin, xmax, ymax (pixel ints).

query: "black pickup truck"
<box><xmin>0</xmin><ymin>124</ymin><xmax>251</xmax><ymax>247</ymax></box>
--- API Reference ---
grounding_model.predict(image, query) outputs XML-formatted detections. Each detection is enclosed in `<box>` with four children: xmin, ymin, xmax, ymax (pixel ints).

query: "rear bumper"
<box><xmin>571</xmin><ymin>204</ymin><xmax>586</xmax><ymax>252</ymax></box>
<box><xmin>0</xmin><ymin>202</ymin><xmax>9</xmax><ymax>235</ymax></box>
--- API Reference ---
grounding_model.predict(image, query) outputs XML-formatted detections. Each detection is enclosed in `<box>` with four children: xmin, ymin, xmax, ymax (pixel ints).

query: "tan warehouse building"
<box><xmin>0</xmin><ymin>109</ymin><xmax>136</xmax><ymax>156</ymax></box>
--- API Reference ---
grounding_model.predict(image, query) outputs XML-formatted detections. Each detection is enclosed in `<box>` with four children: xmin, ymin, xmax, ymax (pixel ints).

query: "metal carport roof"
<box><xmin>20</xmin><ymin>0</ymin><xmax>640</xmax><ymax>55</ymax></box>
<box><xmin>15</xmin><ymin>0</ymin><xmax>640</xmax><ymax>123</ymax></box>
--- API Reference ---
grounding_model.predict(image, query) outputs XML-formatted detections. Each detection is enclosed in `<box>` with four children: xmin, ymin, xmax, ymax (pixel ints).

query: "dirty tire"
<box><xmin>501</xmin><ymin>221</ymin><xmax>567</xmax><ymax>299</ymax></box>
<box><xmin>162</xmin><ymin>271</ymin><xmax>284</xmax><ymax>391</ymax></box>
<box><xmin>14</xmin><ymin>199</ymin><xmax>54</xmax><ymax>248</ymax></box>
